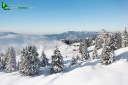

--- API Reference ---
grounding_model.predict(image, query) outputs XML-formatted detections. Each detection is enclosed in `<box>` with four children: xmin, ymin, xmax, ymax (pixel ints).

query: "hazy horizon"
<box><xmin>0</xmin><ymin>28</ymin><xmax>125</xmax><ymax>35</ymax></box>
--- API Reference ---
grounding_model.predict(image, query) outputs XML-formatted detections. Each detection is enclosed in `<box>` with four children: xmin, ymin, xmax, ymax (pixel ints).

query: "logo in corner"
<box><xmin>2</xmin><ymin>2</ymin><xmax>10</xmax><ymax>10</ymax></box>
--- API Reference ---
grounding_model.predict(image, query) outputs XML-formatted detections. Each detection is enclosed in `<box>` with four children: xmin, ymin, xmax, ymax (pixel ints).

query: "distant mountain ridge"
<box><xmin>0</xmin><ymin>30</ymin><xmax>109</xmax><ymax>49</ymax></box>
<box><xmin>0</xmin><ymin>31</ymin><xmax>109</xmax><ymax>50</ymax></box>
<box><xmin>0</xmin><ymin>30</ymin><xmax>109</xmax><ymax>40</ymax></box>
<box><xmin>44</xmin><ymin>31</ymin><xmax>101</xmax><ymax>40</ymax></box>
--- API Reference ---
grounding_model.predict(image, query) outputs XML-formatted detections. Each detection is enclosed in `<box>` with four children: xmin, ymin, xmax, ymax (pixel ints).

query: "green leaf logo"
<box><xmin>2</xmin><ymin>2</ymin><xmax>10</xmax><ymax>10</ymax></box>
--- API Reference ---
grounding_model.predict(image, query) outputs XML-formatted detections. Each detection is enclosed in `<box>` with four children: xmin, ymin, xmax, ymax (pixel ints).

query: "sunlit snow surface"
<box><xmin>0</xmin><ymin>43</ymin><xmax>128</xmax><ymax>85</ymax></box>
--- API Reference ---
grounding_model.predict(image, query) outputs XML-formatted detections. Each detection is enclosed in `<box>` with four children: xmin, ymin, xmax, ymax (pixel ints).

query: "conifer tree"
<box><xmin>5</xmin><ymin>47</ymin><xmax>16</xmax><ymax>73</ymax></box>
<box><xmin>69</xmin><ymin>56</ymin><xmax>77</xmax><ymax>67</ymax></box>
<box><xmin>0</xmin><ymin>57</ymin><xmax>3</xmax><ymax>70</ymax></box>
<box><xmin>39</xmin><ymin>51</ymin><xmax>48</xmax><ymax>67</ymax></box>
<box><xmin>76</xmin><ymin>54</ymin><xmax>81</xmax><ymax>61</ymax></box>
<box><xmin>124</xmin><ymin>27</ymin><xmax>127</xmax><ymax>35</ymax></box>
<box><xmin>19</xmin><ymin>46</ymin><xmax>39</xmax><ymax>76</ymax></box>
<box><xmin>92</xmin><ymin>47</ymin><xmax>98</xmax><ymax>59</ymax></box>
<box><xmin>122</xmin><ymin>27</ymin><xmax>128</xmax><ymax>47</ymax></box>
<box><xmin>51</xmin><ymin>46</ymin><xmax>64</xmax><ymax>73</ymax></box>
<box><xmin>100</xmin><ymin>44</ymin><xmax>115</xmax><ymax>65</ymax></box>
<box><xmin>81</xmin><ymin>42</ymin><xmax>90</xmax><ymax>61</ymax></box>
<box><xmin>115</xmin><ymin>32</ymin><xmax>122</xmax><ymax>49</ymax></box>
<box><xmin>0</xmin><ymin>53</ymin><xmax>5</xmax><ymax>70</ymax></box>
<box><xmin>79</xmin><ymin>40</ymin><xmax>85</xmax><ymax>54</ymax></box>
<box><xmin>109</xmin><ymin>33</ymin><xmax>122</xmax><ymax>50</ymax></box>
<box><xmin>1</xmin><ymin>53</ymin><xmax>6</xmax><ymax>70</ymax></box>
<box><xmin>95</xmin><ymin>37</ymin><xmax>102</xmax><ymax>50</ymax></box>
<box><xmin>17</xmin><ymin>61</ymin><xmax>20</xmax><ymax>70</ymax></box>
<box><xmin>108</xmin><ymin>35</ymin><xmax>115</xmax><ymax>50</ymax></box>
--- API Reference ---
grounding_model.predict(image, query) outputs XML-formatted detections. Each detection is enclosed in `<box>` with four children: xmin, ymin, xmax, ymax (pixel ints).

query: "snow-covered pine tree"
<box><xmin>124</xmin><ymin>27</ymin><xmax>127</xmax><ymax>35</ymax></box>
<box><xmin>118</xmin><ymin>32</ymin><xmax>122</xmax><ymax>48</ymax></box>
<box><xmin>79</xmin><ymin>40</ymin><xmax>85</xmax><ymax>54</ymax></box>
<box><xmin>109</xmin><ymin>32</ymin><xmax>122</xmax><ymax>50</ymax></box>
<box><xmin>69</xmin><ymin>56</ymin><xmax>77</xmax><ymax>67</ymax></box>
<box><xmin>0</xmin><ymin>62</ymin><xmax>3</xmax><ymax>70</ymax></box>
<box><xmin>86</xmin><ymin>38</ymin><xmax>90</xmax><ymax>47</ymax></box>
<box><xmin>51</xmin><ymin>46</ymin><xmax>64</xmax><ymax>73</ymax></box>
<box><xmin>100</xmin><ymin>44</ymin><xmax>115</xmax><ymax>65</ymax></box>
<box><xmin>95</xmin><ymin>37</ymin><xmax>102</xmax><ymax>50</ymax></box>
<box><xmin>5</xmin><ymin>47</ymin><xmax>16</xmax><ymax>73</ymax></box>
<box><xmin>0</xmin><ymin>57</ymin><xmax>3</xmax><ymax>70</ymax></box>
<box><xmin>122</xmin><ymin>27</ymin><xmax>128</xmax><ymax>47</ymax></box>
<box><xmin>108</xmin><ymin>34</ymin><xmax>115</xmax><ymax>50</ymax></box>
<box><xmin>0</xmin><ymin>53</ymin><xmax>6</xmax><ymax>70</ymax></box>
<box><xmin>114</xmin><ymin>32</ymin><xmax>122</xmax><ymax>49</ymax></box>
<box><xmin>103</xmin><ymin>37</ymin><xmax>109</xmax><ymax>48</ymax></box>
<box><xmin>76</xmin><ymin>54</ymin><xmax>81</xmax><ymax>61</ymax></box>
<box><xmin>81</xmin><ymin>42</ymin><xmax>90</xmax><ymax>61</ymax></box>
<box><xmin>0</xmin><ymin>53</ymin><xmax>4</xmax><ymax>70</ymax></box>
<box><xmin>92</xmin><ymin>47</ymin><xmax>98</xmax><ymax>59</ymax></box>
<box><xmin>39</xmin><ymin>51</ymin><xmax>48</xmax><ymax>67</ymax></box>
<box><xmin>19</xmin><ymin>46</ymin><xmax>39</xmax><ymax>76</ymax></box>
<box><xmin>17</xmin><ymin>61</ymin><xmax>20</xmax><ymax>70</ymax></box>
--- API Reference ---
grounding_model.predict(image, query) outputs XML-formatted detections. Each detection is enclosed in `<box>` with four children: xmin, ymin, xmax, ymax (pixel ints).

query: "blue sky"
<box><xmin>0</xmin><ymin>0</ymin><xmax>128</xmax><ymax>34</ymax></box>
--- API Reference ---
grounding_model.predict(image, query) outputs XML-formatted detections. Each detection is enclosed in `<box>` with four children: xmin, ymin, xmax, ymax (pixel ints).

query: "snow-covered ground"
<box><xmin>0</xmin><ymin>43</ymin><xmax>128</xmax><ymax>85</ymax></box>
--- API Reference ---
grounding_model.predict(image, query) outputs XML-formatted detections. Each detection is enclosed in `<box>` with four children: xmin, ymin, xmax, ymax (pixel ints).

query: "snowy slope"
<box><xmin>0</xmin><ymin>44</ymin><xmax>128</xmax><ymax>85</ymax></box>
